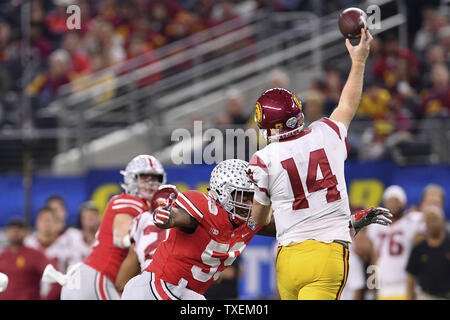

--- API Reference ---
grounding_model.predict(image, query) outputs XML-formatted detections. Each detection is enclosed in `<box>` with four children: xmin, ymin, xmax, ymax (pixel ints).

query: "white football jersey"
<box><xmin>24</xmin><ymin>228</ymin><xmax>82</xmax><ymax>297</ymax></box>
<box><xmin>129</xmin><ymin>211</ymin><xmax>169</xmax><ymax>271</ymax></box>
<box><xmin>25</xmin><ymin>230</ymin><xmax>71</xmax><ymax>272</ymax></box>
<box><xmin>62</xmin><ymin>228</ymin><xmax>95</xmax><ymax>267</ymax></box>
<box><xmin>249</xmin><ymin>118</ymin><xmax>352</xmax><ymax>246</ymax></box>
<box><xmin>366</xmin><ymin>212</ymin><xmax>425</xmax><ymax>297</ymax></box>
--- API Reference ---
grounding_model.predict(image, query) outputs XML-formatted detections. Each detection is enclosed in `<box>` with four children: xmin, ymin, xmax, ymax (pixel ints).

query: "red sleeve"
<box><xmin>174</xmin><ymin>190</ymin><xmax>208</xmax><ymax>223</ymax></box>
<box><xmin>110</xmin><ymin>195</ymin><xmax>146</xmax><ymax>217</ymax></box>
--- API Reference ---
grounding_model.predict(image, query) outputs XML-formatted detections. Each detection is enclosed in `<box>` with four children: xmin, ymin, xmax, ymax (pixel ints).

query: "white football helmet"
<box><xmin>120</xmin><ymin>155</ymin><xmax>167</xmax><ymax>200</ymax></box>
<box><xmin>209</xmin><ymin>159</ymin><xmax>254</xmax><ymax>224</ymax></box>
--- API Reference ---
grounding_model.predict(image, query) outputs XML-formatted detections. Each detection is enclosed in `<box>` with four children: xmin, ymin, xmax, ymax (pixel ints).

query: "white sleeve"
<box><xmin>248</xmin><ymin>152</ymin><xmax>270</xmax><ymax>205</ymax></box>
<box><xmin>254</xmin><ymin>187</ymin><xmax>271</xmax><ymax>206</ymax></box>
<box><xmin>312</xmin><ymin>118</ymin><xmax>350</xmax><ymax>158</ymax></box>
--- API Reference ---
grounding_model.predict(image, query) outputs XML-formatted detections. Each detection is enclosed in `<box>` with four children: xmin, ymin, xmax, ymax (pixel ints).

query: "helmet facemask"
<box><xmin>136</xmin><ymin>173</ymin><xmax>163</xmax><ymax>201</ymax></box>
<box><xmin>120</xmin><ymin>155</ymin><xmax>167</xmax><ymax>200</ymax></box>
<box><xmin>228</xmin><ymin>187</ymin><xmax>254</xmax><ymax>225</ymax></box>
<box><xmin>261</xmin><ymin>121</ymin><xmax>304</xmax><ymax>142</ymax></box>
<box><xmin>208</xmin><ymin>159</ymin><xmax>255</xmax><ymax>226</ymax></box>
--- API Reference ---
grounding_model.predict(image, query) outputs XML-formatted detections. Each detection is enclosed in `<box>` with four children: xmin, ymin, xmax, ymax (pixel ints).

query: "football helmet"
<box><xmin>120</xmin><ymin>155</ymin><xmax>167</xmax><ymax>200</ymax></box>
<box><xmin>150</xmin><ymin>184</ymin><xmax>178</xmax><ymax>211</ymax></box>
<box><xmin>254</xmin><ymin>88</ymin><xmax>304</xmax><ymax>141</ymax></box>
<box><xmin>209</xmin><ymin>159</ymin><xmax>254</xmax><ymax>225</ymax></box>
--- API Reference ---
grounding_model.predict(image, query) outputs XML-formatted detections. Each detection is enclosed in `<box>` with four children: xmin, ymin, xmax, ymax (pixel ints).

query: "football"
<box><xmin>338</xmin><ymin>7</ymin><xmax>368</xmax><ymax>39</ymax></box>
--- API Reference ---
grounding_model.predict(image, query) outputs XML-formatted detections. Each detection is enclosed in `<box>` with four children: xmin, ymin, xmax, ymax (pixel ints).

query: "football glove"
<box><xmin>153</xmin><ymin>206</ymin><xmax>171</xmax><ymax>227</ymax></box>
<box><xmin>351</xmin><ymin>206</ymin><xmax>393</xmax><ymax>235</ymax></box>
<box><xmin>152</xmin><ymin>193</ymin><xmax>176</xmax><ymax>227</ymax></box>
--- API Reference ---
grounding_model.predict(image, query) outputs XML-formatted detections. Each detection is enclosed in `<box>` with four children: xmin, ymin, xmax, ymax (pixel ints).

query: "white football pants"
<box><xmin>121</xmin><ymin>271</ymin><xmax>205</xmax><ymax>300</ymax></box>
<box><xmin>60</xmin><ymin>263</ymin><xmax>121</xmax><ymax>300</ymax></box>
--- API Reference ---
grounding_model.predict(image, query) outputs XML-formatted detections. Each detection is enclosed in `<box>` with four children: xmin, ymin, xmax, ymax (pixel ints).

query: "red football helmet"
<box><xmin>150</xmin><ymin>184</ymin><xmax>179</xmax><ymax>211</ymax></box>
<box><xmin>254</xmin><ymin>88</ymin><xmax>304</xmax><ymax>141</ymax></box>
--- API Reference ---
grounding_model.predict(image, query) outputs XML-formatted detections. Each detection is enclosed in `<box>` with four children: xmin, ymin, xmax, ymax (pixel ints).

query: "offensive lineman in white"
<box><xmin>114</xmin><ymin>185</ymin><xmax>173</xmax><ymax>293</ymax></box>
<box><xmin>247</xmin><ymin>28</ymin><xmax>392</xmax><ymax>300</ymax></box>
<box><xmin>366</xmin><ymin>185</ymin><xmax>425</xmax><ymax>299</ymax></box>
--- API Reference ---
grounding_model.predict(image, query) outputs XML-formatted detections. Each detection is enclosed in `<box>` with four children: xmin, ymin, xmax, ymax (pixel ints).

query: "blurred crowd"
<box><xmin>0</xmin><ymin>0</ymin><xmax>448</xmax><ymax>165</ymax></box>
<box><xmin>214</xmin><ymin>5</ymin><xmax>450</xmax><ymax>164</ymax></box>
<box><xmin>342</xmin><ymin>183</ymin><xmax>450</xmax><ymax>300</ymax></box>
<box><xmin>0</xmin><ymin>195</ymin><xmax>100</xmax><ymax>299</ymax></box>
<box><xmin>0</xmin><ymin>0</ymin><xmax>326</xmax><ymax>130</ymax></box>
<box><xmin>0</xmin><ymin>0</ymin><xmax>223</xmax><ymax>129</ymax></box>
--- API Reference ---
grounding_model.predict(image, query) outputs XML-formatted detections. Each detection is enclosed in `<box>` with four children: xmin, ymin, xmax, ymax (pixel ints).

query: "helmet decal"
<box><xmin>255</xmin><ymin>102</ymin><xmax>263</xmax><ymax>124</ymax></box>
<box><xmin>286</xmin><ymin>115</ymin><xmax>299</xmax><ymax>129</ymax></box>
<box><xmin>150</xmin><ymin>184</ymin><xmax>178</xmax><ymax>210</ymax></box>
<box><xmin>293</xmin><ymin>93</ymin><xmax>302</xmax><ymax>112</ymax></box>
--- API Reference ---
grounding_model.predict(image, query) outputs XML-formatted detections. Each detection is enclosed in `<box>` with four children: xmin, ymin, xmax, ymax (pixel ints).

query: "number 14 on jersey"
<box><xmin>281</xmin><ymin>148</ymin><xmax>341</xmax><ymax>210</ymax></box>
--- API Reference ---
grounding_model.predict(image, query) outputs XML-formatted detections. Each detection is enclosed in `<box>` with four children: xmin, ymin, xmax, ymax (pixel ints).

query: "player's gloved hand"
<box><xmin>152</xmin><ymin>193</ymin><xmax>176</xmax><ymax>228</ymax></box>
<box><xmin>152</xmin><ymin>206</ymin><xmax>171</xmax><ymax>227</ymax></box>
<box><xmin>351</xmin><ymin>206</ymin><xmax>393</xmax><ymax>235</ymax></box>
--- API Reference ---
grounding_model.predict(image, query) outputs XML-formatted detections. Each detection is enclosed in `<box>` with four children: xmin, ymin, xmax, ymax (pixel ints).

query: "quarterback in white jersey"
<box><xmin>247</xmin><ymin>29</ymin><xmax>393</xmax><ymax>300</ymax></box>
<box><xmin>249</xmin><ymin>117</ymin><xmax>351</xmax><ymax>246</ymax></box>
<box><xmin>366</xmin><ymin>185</ymin><xmax>425</xmax><ymax>299</ymax></box>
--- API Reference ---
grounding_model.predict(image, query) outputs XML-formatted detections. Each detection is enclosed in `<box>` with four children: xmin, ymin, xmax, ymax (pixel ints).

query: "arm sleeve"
<box><xmin>254</xmin><ymin>188</ymin><xmax>271</xmax><ymax>206</ymax></box>
<box><xmin>174</xmin><ymin>190</ymin><xmax>206</xmax><ymax>223</ymax></box>
<box><xmin>128</xmin><ymin>215</ymin><xmax>140</xmax><ymax>244</ymax></box>
<box><xmin>110</xmin><ymin>197</ymin><xmax>145</xmax><ymax>217</ymax></box>
<box><xmin>314</xmin><ymin>118</ymin><xmax>350</xmax><ymax>158</ymax></box>
<box><xmin>248</xmin><ymin>153</ymin><xmax>270</xmax><ymax>204</ymax></box>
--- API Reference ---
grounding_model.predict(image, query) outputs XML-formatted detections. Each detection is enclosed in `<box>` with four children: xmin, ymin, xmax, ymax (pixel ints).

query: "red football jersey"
<box><xmin>85</xmin><ymin>193</ymin><xmax>149</xmax><ymax>282</ymax></box>
<box><xmin>146</xmin><ymin>190</ymin><xmax>262</xmax><ymax>295</ymax></box>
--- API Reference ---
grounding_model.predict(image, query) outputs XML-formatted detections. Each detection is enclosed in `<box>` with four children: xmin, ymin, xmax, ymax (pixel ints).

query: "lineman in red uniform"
<box><xmin>121</xmin><ymin>159</ymin><xmax>275</xmax><ymax>299</ymax></box>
